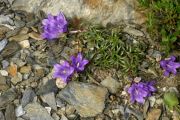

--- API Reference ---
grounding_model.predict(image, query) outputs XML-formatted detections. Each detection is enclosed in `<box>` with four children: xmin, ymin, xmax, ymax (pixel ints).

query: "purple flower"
<box><xmin>128</xmin><ymin>81</ymin><xmax>156</xmax><ymax>104</ymax></box>
<box><xmin>41</xmin><ymin>12</ymin><xmax>68</xmax><ymax>40</ymax></box>
<box><xmin>53</xmin><ymin>61</ymin><xmax>74</xmax><ymax>83</ymax></box>
<box><xmin>70</xmin><ymin>53</ymin><xmax>89</xmax><ymax>72</ymax></box>
<box><xmin>160</xmin><ymin>56</ymin><xmax>180</xmax><ymax>76</ymax></box>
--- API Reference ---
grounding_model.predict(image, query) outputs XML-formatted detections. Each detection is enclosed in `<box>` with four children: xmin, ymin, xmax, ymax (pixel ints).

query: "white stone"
<box><xmin>15</xmin><ymin>105</ymin><xmax>26</xmax><ymax>117</ymax></box>
<box><xmin>0</xmin><ymin>70</ymin><xmax>8</xmax><ymax>76</ymax></box>
<box><xmin>19</xmin><ymin>40</ymin><xmax>30</xmax><ymax>48</ymax></box>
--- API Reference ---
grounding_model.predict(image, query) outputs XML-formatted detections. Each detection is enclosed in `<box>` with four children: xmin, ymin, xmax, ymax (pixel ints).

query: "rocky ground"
<box><xmin>0</xmin><ymin>0</ymin><xmax>180</xmax><ymax>120</ymax></box>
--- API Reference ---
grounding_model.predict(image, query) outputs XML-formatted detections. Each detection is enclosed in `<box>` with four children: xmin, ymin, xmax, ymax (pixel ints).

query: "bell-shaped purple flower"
<box><xmin>41</xmin><ymin>12</ymin><xmax>68</xmax><ymax>40</ymax></box>
<box><xmin>53</xmin><ymin>61</ymin><xmax>74</xmax><ymax>83</ymax></box>
<box><xmin>70</xmin><ymin>53</ymin><xmax>89</xmax><ymax>72</ymax></box>
<box><xmin>160</xmin><ymin>56</ymin><xmax>180</xmax><ymax>76</ymax></box>
<box><xmin>128</xmin><ymin>81</ymin><xmax>156</xmax><ymax>104</ymax></box>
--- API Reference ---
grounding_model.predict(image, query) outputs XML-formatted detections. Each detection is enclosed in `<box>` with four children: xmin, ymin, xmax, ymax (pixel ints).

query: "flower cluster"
<box><xmin>128</xmin><ymin>81</ymin><xmax>156</xmax><ymax>104</ymax></box>
<box><xmin>160</xmin><ymin>56</ymin><xmax>180</xmax><ymax>76</ymax></box>
<box><xmin>41</xmin><ymin>12</ymin><xmax>68</xmax><ymax>40</ymax></box>
<box><xmin>41</xmin><ymin>12</ymin><xmax>180</xmax><ymax>105</ymax></box>
<box><xmin>53</xmin><ymin>53</ymin><xmax>89</xmax><ymax>83</ymax></box>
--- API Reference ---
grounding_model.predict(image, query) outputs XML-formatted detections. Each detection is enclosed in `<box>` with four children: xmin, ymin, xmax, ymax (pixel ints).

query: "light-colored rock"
<box><xmin>28</xmin><ymin>32</ymin><xmax>43</xmax><ymax>40</ymax></box>
<box><xmin>9</xmin><ymin>34</ymin><xmax>29</xmax><ymax>42</ymax></box>
<box><xmin>100</xmin><ymin>76</ymin><xmax>121</xmax><ymax>93</ymax></box>
<box><xmin>0</xmin><ymin>88</ymin><xmax>17</xmax><ymax>107</ymax></box>
<box><xmin>11</xmin><ymin>58</ymin><xmax>26</xmax><ymax>67</ymax></box>
<box><xmin>60</xmin><ymin>114</ymin><xmax>68</xmax><ymax>120</ymax></box>
<box><xmin>0</xmin><ymin>111</ymin><xmax>5</xmax><ymax>120</ymax></box>
<box><xmin>123</xmin><ymin>26</ymin><xmax>144</xmax><ymax>36</ymax></box>
<box><xmin>12</xmin><ymin>0</ymin><xmax>146</xmax><ymax>26</ymax></box>
<box><xmin>0</xmin><ymin>70</ymin><xmax>8</xmax><ymax>76</ymax></box>
<box><xmin>65</xmin><ymin>105</ymin><xmax>75</xmax><ymax>115</ymax></box>
<box><xmin>11</xmin><ymin>72</ymin><xmax>23</xmax><ymax>85</ymax></box>
<box><xmin>20</xmin><ymin>65</ymin><xmax>31</xmax><ymax>74</ymax></box>
<box><xmin>0</xmin><ymin>74</ymin><xmax>9</xmax><ymax>91</ymax></box>
<box><xmin>0</xmin><ymin>15</ymin><xmax>14</xmax><ymax>26</ymax></box>
<box><xmin>52</xmin><ymin>113</ymin><xmax>60</xmax><ymax>120</ymax></box>
<box><xmin>147</xmin><ymin>109</ymin><xmax>161</xmax><ymax>120</ymax></box>
<box><xmin>21</xmin><ymin>87</ymin><xmax>36</xmax><ymax>107</ymax></box>
<box><xmin>19</xmin><ymin>40</ymin><xmax>30</xmax><ymax>48</ymax></box>
<box><xmin>0</xmin><ymin>26</ymin><xmax>11</xmax><ymax>39</ymax></box>
<box><xmin>1</xmin><ymin>41</ymin><xmax>20</xmax><ymax>59</ymax></box>
<box><xmin>24</xmin><ymin>102</ymin><xmax>54</xmax><ymax>120</ymax></box>
<box><xmin>41</xmin><ymin>92</ymin><xmax>57</xmax><ymax>110</ymax></box>
<box><xmin>15</xmin><ymin>105</ymin><xmax>26</xmax><ymax>117</ymax></box>
<box><xmin>0</xmin><ymin>39</ymin><xmax>8</xmax><ymax>53</ymax></box>
<box><xmin>33</xmin><ymin>65</ymin><xmax>45</xmax><ymax>78</ymax></box>
<box><xmin>5</xmin><ymin>104</ymin><xmax>16</xmax><ymax>120</ymax></box>
<box><xmin>58</xmin><ymin>81</ymin><xmax>108</xmax><ymax>117</ymax></box>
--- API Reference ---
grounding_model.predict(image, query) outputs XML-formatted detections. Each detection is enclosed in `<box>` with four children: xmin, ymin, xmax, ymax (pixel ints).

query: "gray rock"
<box><xmin>8</xmin><ymin>0</ymin><xmax>15</xmax><ymax>4</ymax></box>
<box><xmin>11</xmin><ymin>72</ymin><xmax>23</xmax><ymax>85</ymax></box>
<box><xmin>117</xmin><ymin>105</ymin><xmax>144</xmax><ymax>120</ymax></box>
<box><xmin>21</xmin><ymin>87</ymin><xmax>36</xmax><ymax>107</ymax></box>
<box><xmin>14</xmin><ymin>19</ymin><xmax>25</xmax><ymax>28</ymax></box>
<box><xmin>5</xmin><ymin>28</ymin><xmax>21</xmax><ymax>38</ymax></box>
<box><xmin>24</xmin><ymin>102</ymin><xmax>54</xmax><ymax>120</ymax></box>
<box><xmin>0</xmin><ymin>74</ymin><xmax>9</xmax><ymax>91</ymax></box>
<box><xmin>5</xmin><ymin>104</ymin><xmax>16</xmax><ymax>120</ymax></box>
<box><xmin>17</xmin><ymin>118</ymin><xmax>25</xmax><ymax>120</ymax></box>
<box><xmin>51</xmin><ymin>113</ymin><xmax>60</xmax><ymax>120</ymax></box>
<box><xmin>12</xmin><ymin>0</ymin><xmax>146</xmax><ymax>26</ymax></box>
<box><xmin>0</xmin><ymin>39</ymin><xmax>8</xmax><ymax>53</ymax></box>
<box><xmin>15</xmin><ymin>105</ymin><xmax>25</xmax><ymax>117</ymax></box>
<box><xmin>37</xmin><ymin>79</ymin><xmax>58</xmax><ymax>95</ymax></box>
<box><xmin>41</xmin><ymin>92</ymin><xmax>57</xmax><ymax>110</ymax></box>
<box><xmin>143</xmin><ymin>100</ymin><xmax>150</xmax><ymax>118</ymax></box>
<box><xmin>0</xmin><ymin>88</ymin><xmax>17</xmax><ymax>107</ymax></box>
<box><xmin>56</xmin><ymin>97</ymin><xmax>65</xmax><ymax>108</ymax></box>
<box><xmin>0</xmin><ymin>111</ymin><xmax>5</xmax><ymax>120</ymax></box>
<box><xmin>0</xmin><ymin>41</ymin><xmax>20</xmax><ymax>60</ymax></box>
<box><xmin>100</xmin><ymin>76</ymin><xmax>121</xmax><ymax>94</ymax></box>
<box><xmin>61</xmin><ymin>47</ymin><xmax>75</xmax><ymax>60</ymax></box>
<box><xmin>0</xmin><ymin>15</ymin><xmax>14</xmax><ymax>25</ymax></box>
<box><xmin>11</xmin><ymin>58</ymin><xmax>26</xmax><ymax>67</ymax></box>
<box><xmin>58</xmin><ymin>81</ymin><xmax>108</xmax><ymax>117</ymax></box>
<box><xmin>123</xmin><ymin>26</ymin><xmax>144</xmax><ymax>36</ymax></box>
<box><xmin>61</xmin><ymin>114</ymin><xmax>68</xmax><ymax>120</ymax></box>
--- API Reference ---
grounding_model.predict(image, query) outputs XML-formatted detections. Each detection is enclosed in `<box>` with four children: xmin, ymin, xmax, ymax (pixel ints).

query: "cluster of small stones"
<box><xmin>0</xmin><ymin>0</ymin><xmax>180</xmax><ymax>120</ymax></box>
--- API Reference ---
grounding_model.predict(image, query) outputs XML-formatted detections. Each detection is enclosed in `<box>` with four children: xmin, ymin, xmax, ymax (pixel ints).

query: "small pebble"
<box><xmin>15</xmin><ymin>105</ymin><xmax>25</xmax><ymax>117</ymax></box>
<box><xmin>0</xmin><ymin>39</ymin><xmax>8</xmax><ymax>52</ymax></box>
<box><xmin>0</xmin><ymin>70</ymin><xmax>8</xmax><ymax>76</ymax></box>
<box><xmin>1</xmin><ymin>60</ymin><xmax>9</xmax><ymax>69</ymax></box>
<box><xmin>19</xmin><ymin>40</ymin><xmax>30</xmax><ymax>48</ymax></box>
<box><xmin>45</xmin><ymin>107</ymin><xmax>51</xmax><ymax>114</ymax></box>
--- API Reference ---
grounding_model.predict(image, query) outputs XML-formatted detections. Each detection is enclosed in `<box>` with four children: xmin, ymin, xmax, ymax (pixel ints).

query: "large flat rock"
<box><xmin>58</xmin><ymin>81</ymin><xmax>108</xmax><ymax>117</ymax></box>
<box><xmin>12</xmin><ymin>0</ymin><xmax>146</xmax><ymax>26</ymax></box>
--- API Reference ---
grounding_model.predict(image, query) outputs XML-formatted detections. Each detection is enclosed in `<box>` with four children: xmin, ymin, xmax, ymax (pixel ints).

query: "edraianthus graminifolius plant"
<box><xmin>53</xmin><ymin>53</ymin><xmax>89</xmax><ymax>86</ymax></box>
<box><xmin>71</xmin><ymin>53</ymin><xmax>89</xmax><ymax>72</ymax></box>
<box><xmin>53</xmin><ymin>61</ymin><xmax>74</xmax><ymax>83</ymax></box>
<box><xmin>160</xmin><ymin>56</ymin><xmax>180</xmax><ymax>77</ymax></box>
<box><xmin>128</xmin><ymin>81</ymin><xmax>156</xmax><ymax>104</ymax></box>
<box><xmin>41</xmin><ymin>12</ymin><xmax>68</xmax><ymax>40</ymax></box>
